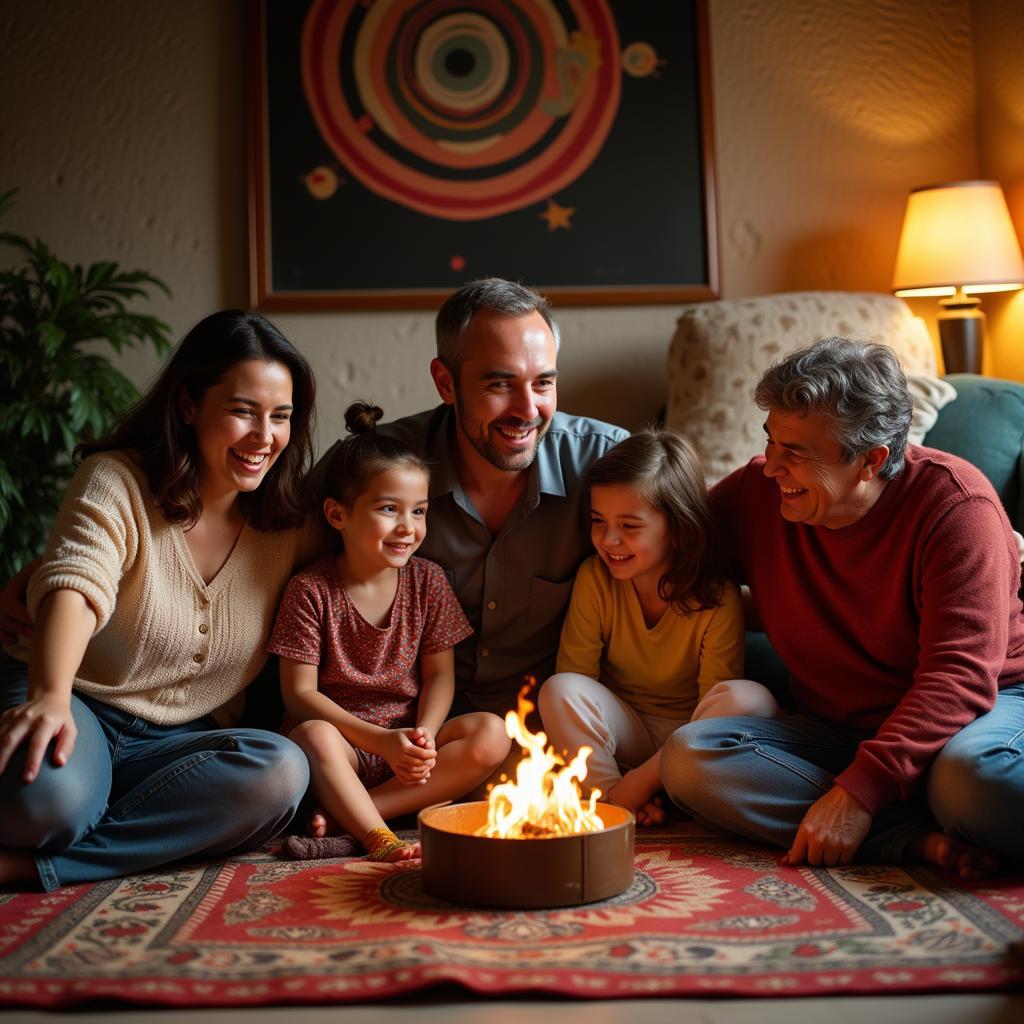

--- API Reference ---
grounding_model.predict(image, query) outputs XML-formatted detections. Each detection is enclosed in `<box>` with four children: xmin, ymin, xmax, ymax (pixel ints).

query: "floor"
<box><xmin>6</xmin><ymin>993</ymin><xmax>1024</xmax><ymax>1023</ymax></box>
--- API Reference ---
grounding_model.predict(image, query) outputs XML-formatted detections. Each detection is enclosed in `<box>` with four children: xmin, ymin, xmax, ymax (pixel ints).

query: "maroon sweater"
<box><xmin>711</xmin><ymin>445</ymin><xmax>1024</xmax><ymax>815</ymax></box>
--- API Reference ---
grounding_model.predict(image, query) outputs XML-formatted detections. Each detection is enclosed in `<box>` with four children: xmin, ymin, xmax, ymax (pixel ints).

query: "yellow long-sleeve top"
<box><xmin>555</xmin><ymin>555</ymin><xmax>745</xmax><ymax>721</ymax></box>
<box><xmin>12</xmin><ymin>451</ymin><xmax>320</xmax><ymax>727</ymax></box>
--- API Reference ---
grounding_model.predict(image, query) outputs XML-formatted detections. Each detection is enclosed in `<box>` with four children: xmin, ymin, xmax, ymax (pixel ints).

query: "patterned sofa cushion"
<box><xmin>666</xmin><ymin>291</ymin><xmax>936</xmax><ymax>483</ymax></box>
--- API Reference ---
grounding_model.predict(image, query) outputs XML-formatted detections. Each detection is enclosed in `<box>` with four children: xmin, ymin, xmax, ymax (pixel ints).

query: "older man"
<box><xmin>325</xmin><ymin>278</ymin><xmax>627</xmax><ymax>717</ymax></box>
<box><xmin>661</xmin><ymin>337</ymin><xmax>1024</xmax><ymax>874</ymax></box>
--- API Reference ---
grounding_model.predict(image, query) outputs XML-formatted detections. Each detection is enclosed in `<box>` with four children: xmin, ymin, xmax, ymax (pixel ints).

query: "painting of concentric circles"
<box><xmin>301</xmin><ymin>0</ymin><xmax>621</xmax><ymax>220</ymax></box>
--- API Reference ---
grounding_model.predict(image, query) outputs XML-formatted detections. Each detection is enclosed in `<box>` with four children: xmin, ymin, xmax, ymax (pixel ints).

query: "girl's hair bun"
<box><xmin>344</xmin><ymin>401</ymin><xmax>384</xmax><ymax>435</ymax></box>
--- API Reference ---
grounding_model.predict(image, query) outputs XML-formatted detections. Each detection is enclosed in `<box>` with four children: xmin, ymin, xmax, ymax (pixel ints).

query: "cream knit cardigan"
<box><xmin>16</xmin><ymin>452</ymin><xmax>320</xmax><ymax>726</ymax></box>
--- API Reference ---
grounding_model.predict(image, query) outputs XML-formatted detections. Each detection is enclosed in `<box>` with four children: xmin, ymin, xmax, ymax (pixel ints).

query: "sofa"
<box><xmin>665</xmin><ymin>291</ymin><xmax>1024</xmax><ymax>531</ymax></box>
<box><xmin>664</xmin><ymin>290</ymin><xmax>1024</xmax><ymax>691</ymax></box>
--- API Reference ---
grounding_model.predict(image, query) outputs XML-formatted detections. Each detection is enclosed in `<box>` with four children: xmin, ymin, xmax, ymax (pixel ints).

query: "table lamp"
<box><xmin>891</xmin><ymin>180</ymin><xmax>1024</xmax><ymax>374</ymax></box>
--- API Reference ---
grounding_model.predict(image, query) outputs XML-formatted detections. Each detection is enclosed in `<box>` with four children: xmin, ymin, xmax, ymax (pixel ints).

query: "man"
<box><xmin>1</xmin><ymin>280</ymin><xmax>627</xmax><ymax>721</ymax></box>
<box><xmin>327</xmin><ymin>278</ymin><xmax>627</xmax><ymax>716</ymax></box>
<box><xmin>661</xmin><ymin>337</ymin><xmax>1024</xmax><ymax>875</ymax></box>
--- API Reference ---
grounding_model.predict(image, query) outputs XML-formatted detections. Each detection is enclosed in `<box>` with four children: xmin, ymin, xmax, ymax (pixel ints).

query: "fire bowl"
<box><xmin>418</xmin><ymin>801</ymin><xmax>635</xmax><ymax>909</ymax></box>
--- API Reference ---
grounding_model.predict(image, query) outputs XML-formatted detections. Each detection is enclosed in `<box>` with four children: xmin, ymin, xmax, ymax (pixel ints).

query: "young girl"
<box><xmin>538</xmin><ymin>429</ymin><xmax>778</xmax><ymax>826</ymax></box>
<box><xmin>267</xmin><ymin>402</ymin><xmax>510</xmax><ymax>862</ymax></box>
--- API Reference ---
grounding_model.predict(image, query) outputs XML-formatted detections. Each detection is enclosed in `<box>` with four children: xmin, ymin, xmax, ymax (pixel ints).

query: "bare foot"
<box><xmin>379</xmin><ymin>841</ymin><xmax>420</xmax><ymax>863</ymax></box>
<box><xmin>909</xmin><ymin>831</ymin><xmax>1000</xmax><ymax>880</ymax></box>
<box><xmin>308</xmin><ymin>808</ymin><xmax>341</xmax><ymax>838</ymax></box>
<box><xmin>607</xmin><ymin>773</ymin><xmax>666</xmax><ymax>827</ymax></box>
<box><xmin>634</xmin><ymin>797</ymin><xmax>666</xmax><ymax>827</ymax></box>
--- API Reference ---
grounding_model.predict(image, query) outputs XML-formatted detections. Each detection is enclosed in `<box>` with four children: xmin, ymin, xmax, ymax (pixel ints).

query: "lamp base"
<box><xmin>938</xmin><ymin>293</ymin><xmax>984</xmax><ymax>375</ymax></box>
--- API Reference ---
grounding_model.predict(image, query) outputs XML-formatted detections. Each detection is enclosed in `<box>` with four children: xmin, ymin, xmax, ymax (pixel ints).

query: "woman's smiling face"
<box><xmin>182</xmin><ymin>358</ymin><xmax>294</xmax><ymax>500</ymax></box>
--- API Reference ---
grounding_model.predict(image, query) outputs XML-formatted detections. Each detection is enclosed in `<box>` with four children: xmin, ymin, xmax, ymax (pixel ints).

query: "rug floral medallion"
<box><xmin>1</xmin><ymin>823</ymin><xmax>1022</xmax><ymax>1007</ymax></box>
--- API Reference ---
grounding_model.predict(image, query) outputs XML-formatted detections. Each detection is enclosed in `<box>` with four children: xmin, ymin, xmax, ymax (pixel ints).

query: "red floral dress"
<box><xmin>268</xmin><ymin>555</ymin><xmax>472</xmax><ymax>786</ymax></box>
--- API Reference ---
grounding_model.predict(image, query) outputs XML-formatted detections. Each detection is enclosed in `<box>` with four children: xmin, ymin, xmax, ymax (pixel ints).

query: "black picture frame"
<box><xmin>249</xmin><ymin>0</ymin><xmax>718</xmax><ymax>310</ymax></box>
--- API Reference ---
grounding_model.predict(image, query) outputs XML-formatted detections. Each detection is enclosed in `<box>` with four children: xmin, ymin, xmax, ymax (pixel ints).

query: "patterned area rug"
<box><xmin>1</xmin><ymin>822</ymin><xmax>1022</xmax><ymax>1008</ymax></box>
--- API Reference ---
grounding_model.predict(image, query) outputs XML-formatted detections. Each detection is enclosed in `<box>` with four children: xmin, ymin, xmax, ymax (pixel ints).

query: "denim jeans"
<box><xmin>0</xmin><ymin>662</ymin><xmax>309</xmax><ymax>890</ymax></box>
<box><xmin>660</xmin><ymin>681</ymin><xmax>1024</xmax><ymax>864</ymax></box>
<box><xmin>927</xmin><ymin>681</ymin><xmax>1024</xmax><ymax>860</ymax></box>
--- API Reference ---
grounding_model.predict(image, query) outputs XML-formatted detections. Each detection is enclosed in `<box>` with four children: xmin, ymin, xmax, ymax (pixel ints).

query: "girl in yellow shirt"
<box><xmin>538</xmin><ymin>430</ymin><xmax>778</xmax><ymax>825</ymax></box>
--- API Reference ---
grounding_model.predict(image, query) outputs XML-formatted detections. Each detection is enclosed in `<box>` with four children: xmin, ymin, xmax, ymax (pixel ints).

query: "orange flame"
<box><xmin>477</xmin><ymin>681</ymin><xmax>605</xmax><ymax>838</ymax></box>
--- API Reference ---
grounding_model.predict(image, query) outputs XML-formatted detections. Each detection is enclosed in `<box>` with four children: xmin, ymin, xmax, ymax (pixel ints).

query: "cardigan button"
<box><xmin>199</xmin><ymin>624</ymin><xmax>209</xmax><ymax>634</ymax></box>
<box><xmin>193</xmin><ymin>653</ymin><xmax>204</xmax><ymax>663</ymax></box>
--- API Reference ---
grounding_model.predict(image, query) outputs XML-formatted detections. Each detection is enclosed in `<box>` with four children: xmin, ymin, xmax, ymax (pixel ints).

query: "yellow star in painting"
<box><xmin>539</xmin><ymin>198</ymin><xmax>576</xmax><ymax>232</ymax></box>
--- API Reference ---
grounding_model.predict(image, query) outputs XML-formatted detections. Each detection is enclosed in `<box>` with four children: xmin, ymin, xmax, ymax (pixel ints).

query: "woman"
<box><xmin>0</xmin><ymin>309</ymin><xmax>320</xmax><ymax>890</ymax></box>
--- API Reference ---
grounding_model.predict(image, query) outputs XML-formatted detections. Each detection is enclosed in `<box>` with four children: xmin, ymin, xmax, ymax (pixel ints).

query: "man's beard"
<box><xmin>456</xmin><ymin>397</ymin><xmax>548</xmax><ymax>472</ymax></box>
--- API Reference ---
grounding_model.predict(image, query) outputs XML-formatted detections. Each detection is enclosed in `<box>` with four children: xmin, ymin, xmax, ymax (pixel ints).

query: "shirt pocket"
<box><xmin>525</xmin><ymin>576</ymin><xmax>574</xmax><ymax>651</ymax></box>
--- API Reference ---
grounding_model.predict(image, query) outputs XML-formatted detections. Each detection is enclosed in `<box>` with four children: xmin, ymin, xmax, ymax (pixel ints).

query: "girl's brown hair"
<box><xmin>585</xmin><ymin>429</ymin><xmax>724</xmax><ymax>613</ymax></box>
<box><xmin>77</xmin><ymin>309</ymin><xmax>315</xmax><ymax>531</ymax></box>
<box><xmin>323</xmin><ymin>402</ymin><xmax>428</xmax><ymax>509</ymax></box>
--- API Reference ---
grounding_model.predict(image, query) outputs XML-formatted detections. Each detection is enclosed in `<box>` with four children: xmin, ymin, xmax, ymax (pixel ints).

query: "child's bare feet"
<box><xmin>380</xmin><ymin>840</ymin><xmax>421</xmax><ymax>863</ymax></box>
<box><xmin>363</xmin><ymin>826</ymin><xmax>420</xmax><ymax>862</ymax></box>
<box><xmin>607</xmin><ymin>769</ymin><xmax>666</xmax><ymax>827</ymax></box>
<box><xmin>308</xmin><ymin>807</ymin><xmax>341</xmax><ymax>838</ymax></box>
<box><xmin>634</xmin><ymin>796</ymin><xmax>667</xmax><ymax>827</ymax></box>
<box><xmin>908</xmin><ymin>831</ymin><xmax>1000</xmax><ymax>880</ymax></box>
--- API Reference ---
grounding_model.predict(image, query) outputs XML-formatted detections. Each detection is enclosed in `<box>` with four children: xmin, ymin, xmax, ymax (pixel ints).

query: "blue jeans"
<box><xmin>0</xmin><ymin>663</ymin><xmax>309</xmax><ymax>890</ymax></box>
<box><xmin>660</xmin><ymin>681</ymin><xmax>1024</xmax><ymax>864</ymax></box>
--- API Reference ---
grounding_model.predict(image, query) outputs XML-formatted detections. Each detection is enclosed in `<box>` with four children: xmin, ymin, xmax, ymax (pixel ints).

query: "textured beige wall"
<box><xmin>972</xmin><ymin>0</ymin><xmax>1024</xmax><ymax>379</ymax></box>
<box><xmin>2</xmin><ymin>0</ymin><xmax>1008</xmax><ymax>455</ymax></box>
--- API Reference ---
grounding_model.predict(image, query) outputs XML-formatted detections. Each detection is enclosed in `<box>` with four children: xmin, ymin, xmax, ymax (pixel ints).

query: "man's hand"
<box><xmin>783</xmin><ymin>785</ymin><xmax>872</xmax><ymax>867</ymax></box>
<box><xmin>381</xmin><ymin>728</ymin><xmax>436</xmax><ymax>785</ymax></box>
<box><xmin>0</xmin><ymin>558</ymin><xmax>40</xmax><ymax>646</ymax></box>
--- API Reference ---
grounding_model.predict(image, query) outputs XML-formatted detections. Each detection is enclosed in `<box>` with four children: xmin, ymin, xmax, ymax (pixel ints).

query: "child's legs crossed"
<box><xmin>289</xmin><ymin>719</ymin><xmax>386</xmax><ymax>842</ymax></box>
<box><xmin>370</xmin><ymin>712</ymin><xmax>510</xmax><ymax>819</ymax></box>
<box><xmin>538</xmin><ymin>672</ymin><xmax>662</xmax><ymax>794</ymax></box>
<box><xmin>692</xmin><ymin>679</ymin><xmax>782</xmax><ymax>721</ymax></box>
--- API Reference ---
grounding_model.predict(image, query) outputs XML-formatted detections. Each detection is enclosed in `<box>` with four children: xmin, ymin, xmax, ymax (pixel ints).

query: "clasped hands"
<box><xmin>380</xmin><ymin>725</ymin><xmax>436</xmax><ymax>786</ymax></box>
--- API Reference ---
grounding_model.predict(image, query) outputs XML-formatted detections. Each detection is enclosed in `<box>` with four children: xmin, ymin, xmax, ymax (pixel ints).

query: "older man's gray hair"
<box><xmin>435</xmin><ymin>277</ymin><xmax>560</xmax><ymax>374</ymax></box>
<box><xmin>754</xmin><ymin>336</ymin><xmax>914</xmax><ymax>479</ymax></box>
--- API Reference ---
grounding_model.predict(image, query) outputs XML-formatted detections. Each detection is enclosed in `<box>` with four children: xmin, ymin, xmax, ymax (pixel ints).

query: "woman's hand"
<box><xmin>0</xmin><ymin>693</ymin><xmax>76</xmax><ymax>782</ymax></box>
<box><xmin>0</xmin><ymin>558</ymin><xmax>40</xmax><ymax>645</ymax></box>
<box><xmin>2</xmin><ymin>587</ymin><xmax>96</xmax><ymax>782</ymax></box>
<box><xmin>381</xmin><ymin>728</ymin><xmax>436</xmax><ymax>785</ymax></box>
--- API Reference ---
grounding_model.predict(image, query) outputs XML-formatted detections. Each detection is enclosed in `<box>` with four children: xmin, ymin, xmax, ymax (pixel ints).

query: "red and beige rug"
<box><xmin>1</xmin><ymin>822</ymin><xmax>1022</xmax><ymax>1008</ymax></box>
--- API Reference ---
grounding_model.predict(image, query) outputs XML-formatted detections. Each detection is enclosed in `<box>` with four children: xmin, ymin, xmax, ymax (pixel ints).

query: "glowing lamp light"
<box><xmin>892</xmin><ymin>180</ymin><xmax>1024</xmax><ymax>374</ymax></box>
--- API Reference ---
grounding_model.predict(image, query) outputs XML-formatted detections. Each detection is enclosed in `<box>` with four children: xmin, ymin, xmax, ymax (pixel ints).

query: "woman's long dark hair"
<box><xmin>585</xmin><ymin>429</ymin><xmax>724</xmax><ymax>613</ymax></box>
<box><xmin>77</xmin><ymin>309</ymin><xmax>316</xmax><ymax>531</ymax></box>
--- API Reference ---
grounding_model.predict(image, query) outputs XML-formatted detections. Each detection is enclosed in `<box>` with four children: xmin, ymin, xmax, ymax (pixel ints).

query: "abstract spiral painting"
<box><xmin>250</xmin><ymin>0</ymin><xmax>717</xmax><ymax>307</ymax></box>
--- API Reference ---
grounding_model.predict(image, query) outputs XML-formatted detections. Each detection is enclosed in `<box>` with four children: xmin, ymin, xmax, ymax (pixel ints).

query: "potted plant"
<box><xmin>0</xmin><ymin>187</ymin><xmax>173</xmax><ymax>580</ymax></box>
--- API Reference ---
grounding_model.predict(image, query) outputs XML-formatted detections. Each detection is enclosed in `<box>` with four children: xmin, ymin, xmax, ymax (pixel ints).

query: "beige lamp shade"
<box><xmin>892</xmin><ymin>180</ymin><xmax>1024</xmax><ymax>297</ymax></box>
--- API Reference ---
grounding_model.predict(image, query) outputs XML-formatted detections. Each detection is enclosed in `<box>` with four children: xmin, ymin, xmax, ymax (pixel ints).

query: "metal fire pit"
<box><xmin>418</xmin><ymin>801</ymin><xmax>635</xmax><ymax>909</ymax></box>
